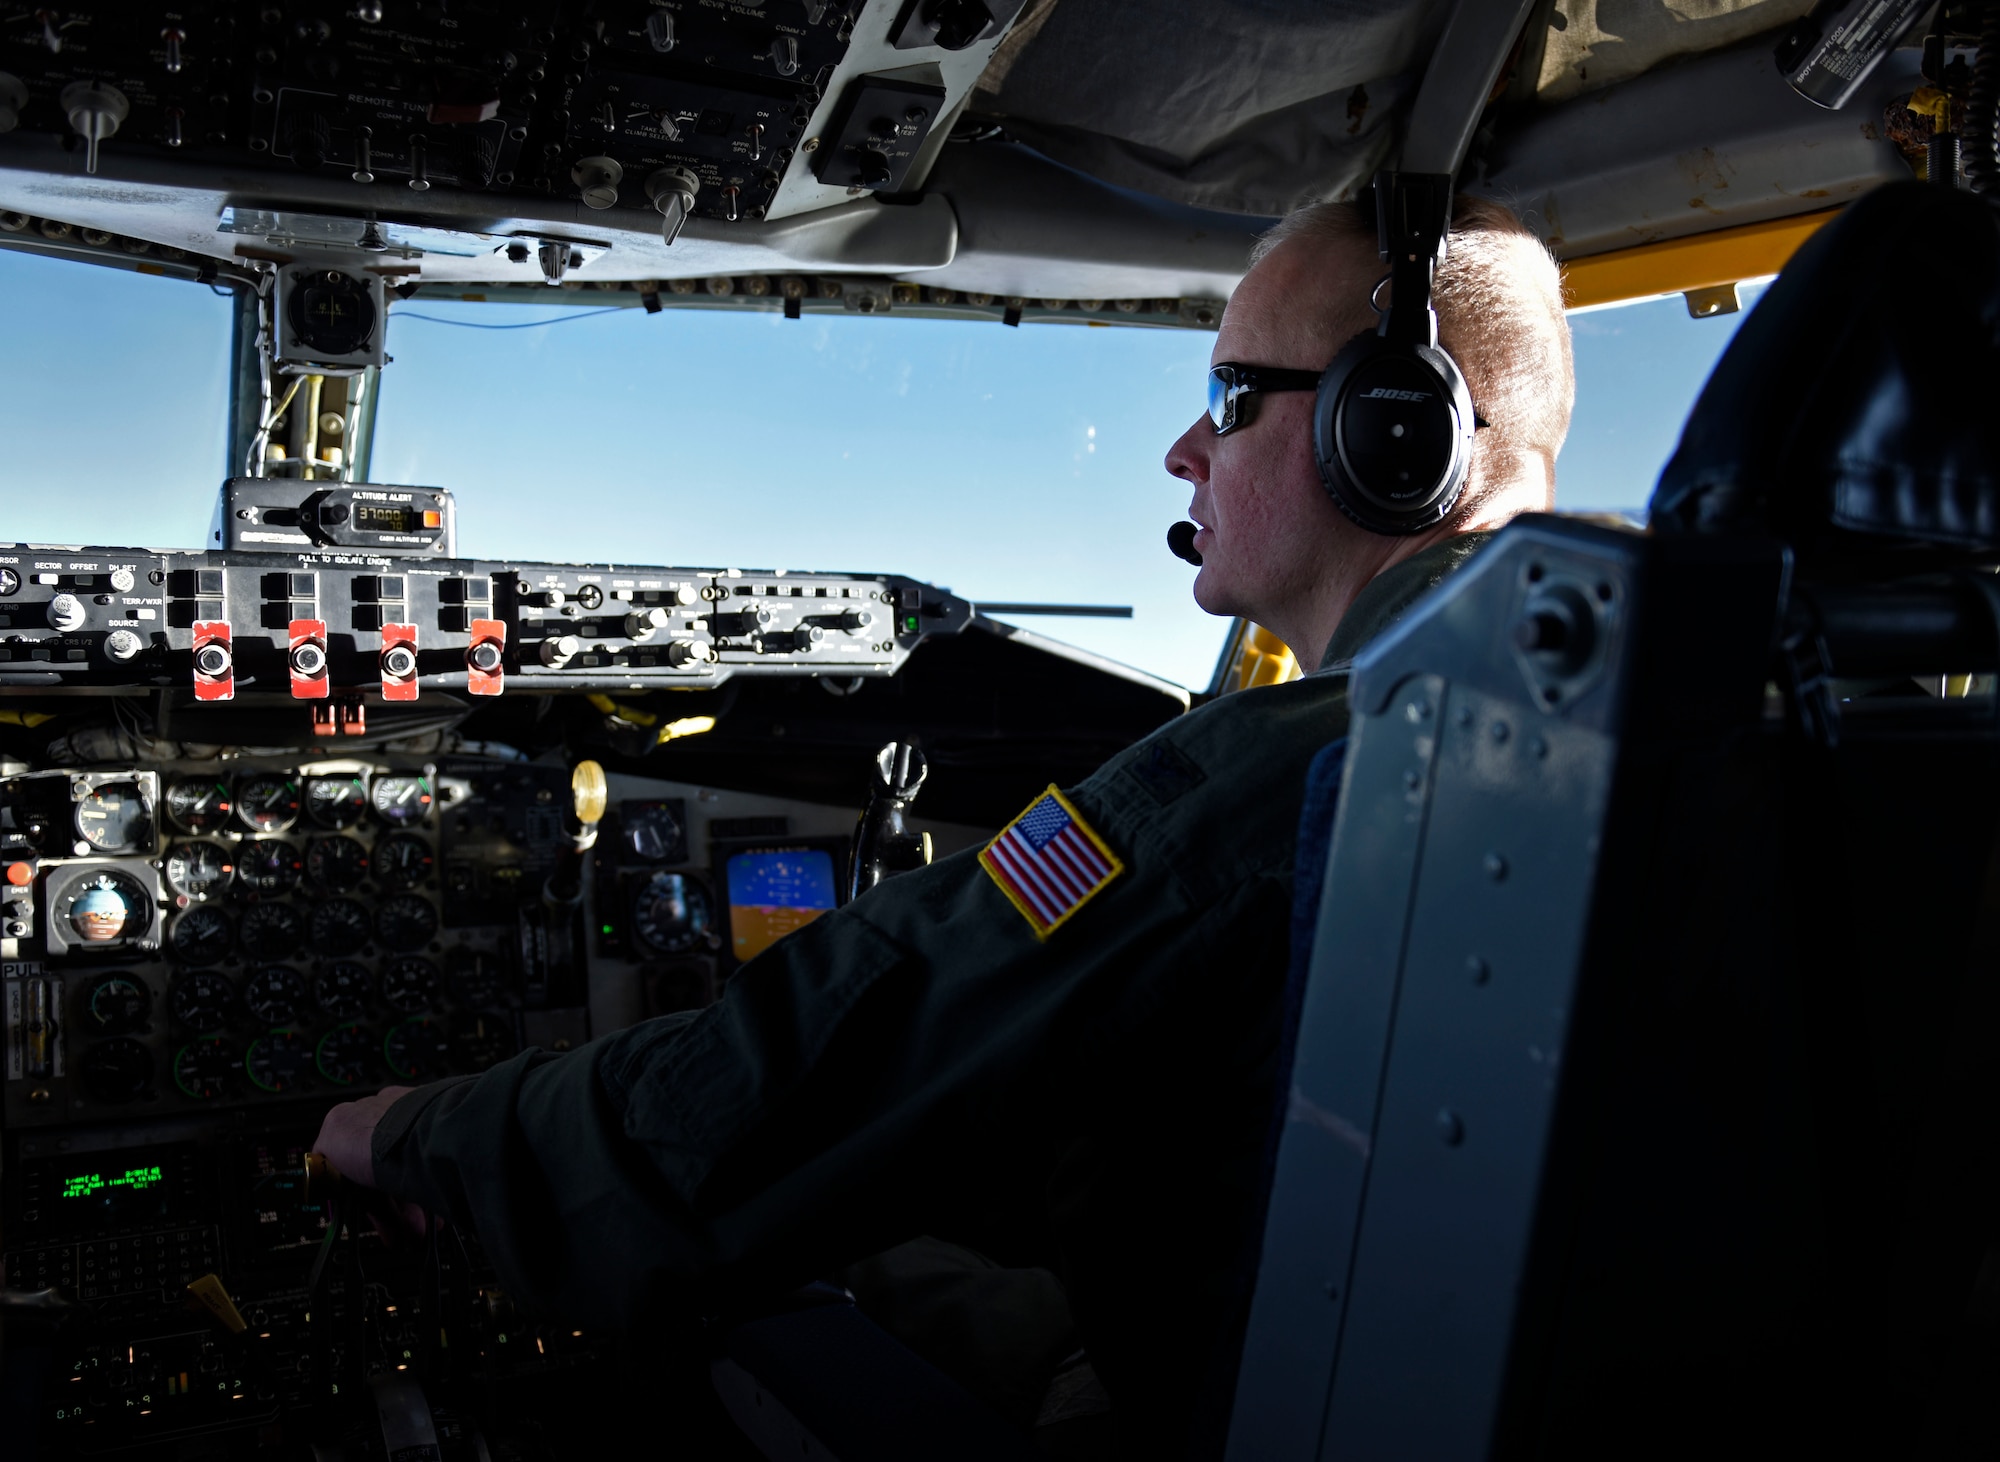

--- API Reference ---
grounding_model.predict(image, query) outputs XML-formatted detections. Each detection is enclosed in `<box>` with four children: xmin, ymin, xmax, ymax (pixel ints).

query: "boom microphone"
<box><xmin>1167</xmin><ymin>520</ymin><xmax>1203</xmax><ymax>566</ymax></box>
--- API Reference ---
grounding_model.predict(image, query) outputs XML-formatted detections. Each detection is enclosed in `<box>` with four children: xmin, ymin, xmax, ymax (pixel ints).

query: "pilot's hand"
<box><xmin>312</xmin><ymin>1085</ymin><xmax>413</xmax><ymax>1191</ymax></box>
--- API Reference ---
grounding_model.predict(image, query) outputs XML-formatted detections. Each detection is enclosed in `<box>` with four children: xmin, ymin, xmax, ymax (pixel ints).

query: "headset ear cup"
<box><xmin>1313</xmin><ymin>333</ymin><xmax>1476</xmax><ymax>536</ymax></box>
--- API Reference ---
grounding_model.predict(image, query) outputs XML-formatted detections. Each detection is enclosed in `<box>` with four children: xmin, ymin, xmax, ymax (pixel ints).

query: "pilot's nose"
<box><xmin>1165</xmin><ymin>415</ymin><xmax>1212</xmax><ymax>486</ymax></box>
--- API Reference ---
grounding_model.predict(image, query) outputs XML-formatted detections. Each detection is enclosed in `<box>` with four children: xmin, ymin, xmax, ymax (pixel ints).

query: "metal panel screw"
<box><xmin>1467</xmin><ymin>956</ymin><xmax>1490</xmax><ymax>985</ymax></box>
<box><xmin>1438</xmin><ymin>1110</ymin><xmax>1465</xmax><ymax>1146</ymax></box>
<box><xmin>1484</xmin><ymin>852</ymin><xmax>1508</xmax><ymax>881</ymax></box>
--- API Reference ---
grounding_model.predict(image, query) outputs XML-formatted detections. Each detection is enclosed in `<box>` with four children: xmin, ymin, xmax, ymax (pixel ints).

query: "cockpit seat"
<box><xmin>1227</xmin><ymin>180</ymin><xmax>2000</xmax><ymax>1459</ymax></box>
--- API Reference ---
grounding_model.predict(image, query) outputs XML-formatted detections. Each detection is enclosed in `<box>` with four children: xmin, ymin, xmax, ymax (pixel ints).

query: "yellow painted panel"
<box><xmin>1561</xmin><ymin>208</ymin><xmax>1842</xmax><ymax>312</ymax></box>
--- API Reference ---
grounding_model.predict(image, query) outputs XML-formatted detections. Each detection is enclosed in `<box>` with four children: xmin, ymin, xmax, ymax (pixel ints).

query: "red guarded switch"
<box><xmin>289</xmin><ymin>618</ymin><xmax>330</xmax><ymax>700</ymax></box>
<box><xmin>380</xmin><ymin>623</ymin><xmax>419</xmax><ymax>702</ymax></box>
<box><xmin>466</xmin><ymin>618</ymin><xmax>506</xmax><ymax>697</ymax></box>
<box><xmin>192</xmin><ymin>622</ymin><xmax>233</xmax><ymax>702</ymax></box>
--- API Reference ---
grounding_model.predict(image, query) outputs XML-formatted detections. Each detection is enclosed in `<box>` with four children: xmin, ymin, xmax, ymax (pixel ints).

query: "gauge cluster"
<box><xmin>1</xmin><ymin>758</ymin><xmax>529</xmax><ymax>1124</ymax></box>
<box><xmin>1</xmin><ymin>756</ymin><xmax>990</xmax><ymax>1129</ymax></box>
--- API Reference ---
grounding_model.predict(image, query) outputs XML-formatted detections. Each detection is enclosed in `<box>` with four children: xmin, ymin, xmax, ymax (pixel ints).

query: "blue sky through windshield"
<box><xmin>0</xmin><ymin>247</ymin><xmax>1761</xmax><ymax>689</ymax></box>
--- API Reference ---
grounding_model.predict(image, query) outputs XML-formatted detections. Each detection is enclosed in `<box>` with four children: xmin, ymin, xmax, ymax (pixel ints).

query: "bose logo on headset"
<box><xmin>1357</xmin><ymin>387</ymin><xmax>1433</xmax><ymax>403</ymax></box>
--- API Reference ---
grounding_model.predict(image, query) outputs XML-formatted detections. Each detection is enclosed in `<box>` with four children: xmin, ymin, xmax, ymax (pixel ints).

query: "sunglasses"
<box><xmin>1207</xmin><ymin>362</ymin><xmax>1323</xmax><ymax>437</ymax></box>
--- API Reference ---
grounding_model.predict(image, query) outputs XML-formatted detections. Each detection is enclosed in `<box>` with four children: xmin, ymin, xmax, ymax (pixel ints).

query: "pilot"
<box><xmin>314</xmin><ymin>192</ymin><xmax>1574</xmax><ymax>1452</ymax></box>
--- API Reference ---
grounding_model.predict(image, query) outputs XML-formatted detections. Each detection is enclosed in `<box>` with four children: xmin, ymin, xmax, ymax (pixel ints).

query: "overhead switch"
<box><xmin>61</xmin><ymin>81</ymin><xmax>128</xmax><ymax>175</ymax></box>
<box><xmin>647</xmin><ymin>167</ymin><xmax>700</xmax><ymax>246</ymax></box>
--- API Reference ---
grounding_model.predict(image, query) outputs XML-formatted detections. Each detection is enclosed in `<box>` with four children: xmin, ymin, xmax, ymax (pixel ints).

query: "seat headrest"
<box><xmin>1650</xmin><ymin>182</ymin><xmax>2000</xmax><ymax>557</ymax></box>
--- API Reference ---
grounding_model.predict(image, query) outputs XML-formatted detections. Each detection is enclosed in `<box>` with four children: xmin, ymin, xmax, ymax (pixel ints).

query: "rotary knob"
<box><xmin>857</xmin><ymin>148</ymin><xmax>893</xmax><ymax>188</ymax></box>
<box><xmin>46</xmin><ymin>593</ymin><xmax>85</xmax><ymax>632</ymax></box>
<box><xmin>109</xmin><ymin>567</ymin><xmax>135</xmax><ymax>592</ymax></box>
<box><xmin>625</xmin><ymin>607</ymin><xmax>671</xmax><ymax>639</ymax></box>
<box><xmin>539</xmin><ymin>634</ymin><xmax>581</xmax><ymax>667</ymax></box>
<box><xmin>104</xmin><ymin>629</ymin><xmax>143</xmax><ymax>662</ymax></box>
<box><xmin>666</xmin><ymin>639</ymin><xmax>715</xmax><ymax>668</ymax></box>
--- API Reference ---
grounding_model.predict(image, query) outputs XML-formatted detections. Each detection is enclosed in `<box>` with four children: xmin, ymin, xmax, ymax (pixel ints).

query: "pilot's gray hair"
<box><xmin>1250</xmin><ymin>195</ymin><xmax>1575</xmax><ymax>505</ymax></box>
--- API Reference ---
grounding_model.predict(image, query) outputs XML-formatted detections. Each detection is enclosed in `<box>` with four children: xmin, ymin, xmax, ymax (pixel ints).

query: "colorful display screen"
<box><xmin>725</xmin><ymin>848</ymin><xmax>838</xmax><ymax>962</ymax></box>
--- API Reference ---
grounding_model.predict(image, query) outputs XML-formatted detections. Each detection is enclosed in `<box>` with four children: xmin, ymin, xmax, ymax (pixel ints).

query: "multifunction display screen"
<box><xmin>724</xmin><ymin>849</ymin><xmax>838</xmax><ymax>962</ymax></box>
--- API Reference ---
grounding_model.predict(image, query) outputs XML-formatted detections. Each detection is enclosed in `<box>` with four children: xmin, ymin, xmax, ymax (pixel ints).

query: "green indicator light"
<box><xmin>900</xmin><ymin>615</ymin><xmax>918</xmax><ymax>634</ymax></box>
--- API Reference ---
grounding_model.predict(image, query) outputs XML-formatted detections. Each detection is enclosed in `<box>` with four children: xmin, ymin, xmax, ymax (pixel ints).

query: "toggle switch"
<box><xmin>466</xmin><ymin>618</ymin><xmax>506</xmax><ymax>696</ymax></box>
<box><xmin>288</xmin><ymin>618</ymin><xmax>329</xmax><ymax>700</ymax></box>
<box><xmin>192</xmin><ymin>621</ymin><xmax>233</xmax><ymax>701</ymax></box>
<box><xmin>380</xmin><ymin>623</ymin><xmax>419</xmax><ymax>701</ymax></box>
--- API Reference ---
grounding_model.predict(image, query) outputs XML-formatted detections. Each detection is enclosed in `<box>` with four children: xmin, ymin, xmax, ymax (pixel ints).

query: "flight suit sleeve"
<box><xmin>369</xmin><ymin>678</ymin><xmax>1344</xmax><ymax>1336</ymax></box>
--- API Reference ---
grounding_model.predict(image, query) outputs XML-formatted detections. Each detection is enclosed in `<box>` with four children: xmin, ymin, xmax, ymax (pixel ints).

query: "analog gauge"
<box><xmin>242</xmin><ymin>966</ymin><xmax>305</xmax><ymax>1025</ymax></box>
<box><xmin>315</xmin><ymin>1024</ymin><xmax>374</xmax><ymax>1086</ymax></box>
<box><xmin>75</xmin><ymin>782</ymin><xmax>151</xmax><ymax>852</ymax></box>
<box><xmin>305</xmin><ymin>835</ymin><xmax>369</xmax><ymax>891</ymax></box>
<box><xmin>451</xmin><ymin>1012</ymin><xmax>517</xmax><ymax>1073</ymax></box>
<box><xmin>383</xmin><ymin>1016</ymin><xmax>452</xmax><ymax>1081</ymax></box>
<box><xmin>309</xmin><ymin>898</ymin><xmax>372</xmax><ymax>958</ymax></box>
<box><xmin>234</xmin><ymin>774</ymin><xmax>301</xmax><ymax>834</ymax></box>
<box><xmin>370</xmin><ymin>774</ymin><xmax>433</xmax><ymax>828</ymax></box>
<box><xmin>314</xmin><ymin>961</ymin><xmax>372</xmax><ymax>1020</ymax></box>
<box><xmin>373</xmin><ymin>833</ymin><xmax>434</xmax><ymax>890</ymax></box>
<box><xmin>173</xmin><ymin>1036</ymin><xmax>235</xmax><ymax>1100</ymax></box>
<box><xmin>447</xmin><ymin>948</ymin><xmax>504</xmax><ymax>1007</ymax></box>
<box><xmin>238</xmin><ymin>901</ymin><xmax>306</xmax><ymax>962</ymax></box>
<box><xmin>58</xmin><ymin>869</ymin><xmax>153</xmax><ymax>947</ymax></box>
<box><xmin>379</xmin><ymin>956</ymin><xmax>441</xmax><ymax>1013</ymax></box>
<box><xmin>375</xmin><ymin>894</ymin><xmax>438</xmax><ymax>952</ymax></box>
<box><xmin>79</xmin><ymin>1038</ymin><xmax>154</xmax><ymax>1103</ymax></box>
<box><xmin>165</xmin><ymin>777</ymin><xmax>232</xmax><ymax>835</ymax></box>
<box><xmin>165</xmin><ymin>841</ymin><xmax>235</xmax><ymax>901</ymax></box>
<box><xmin>631</xmin><ymin>872</ymin><xmax>715</xmax><ymax>955</ymax></box>
<box><xmin>82</xmin><ymin>973</ymin><xmax>152</xmax><ymax>1036</ymax></box>
<box><xmin>168</xmin><ymin>904</ymin><xmax>232</xmax><ymax>966</ymax></box>
<box><xmin>305</xmin><ymin>775</ymin><xmax>369</xmax><ymax>830</ymax></box>
<box><xmin>168</xmin><ymin>971</ymin><xmax>234</xmax><ymax>1032</ymax></box>
<box><xmin>237</xmin><ymin>840</ymin><xmax>304</xmax><ymax>896</ymax></box>
<box><xmin>245</xmin><ymin>1029</ymin><xmax>312</xmax><ymax>1094</ymax></box>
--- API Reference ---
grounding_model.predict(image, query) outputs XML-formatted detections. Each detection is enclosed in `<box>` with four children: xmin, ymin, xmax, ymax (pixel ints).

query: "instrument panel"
<box><xmin>0</xmin><ymin>537</ymin><xmax>970</xmax><ymax>701</ymax></box>
<box><xmin>3</xmin><ymin>757</ymin><xmax>558</xmax><ymax>1126</ymax></box>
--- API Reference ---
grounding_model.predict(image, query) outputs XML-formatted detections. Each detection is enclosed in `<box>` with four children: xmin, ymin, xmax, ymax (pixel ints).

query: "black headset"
<box><xmin>1312</xmin><ymin>172</ymin><xmax>1477</xmax><ymax>537</ymax></box>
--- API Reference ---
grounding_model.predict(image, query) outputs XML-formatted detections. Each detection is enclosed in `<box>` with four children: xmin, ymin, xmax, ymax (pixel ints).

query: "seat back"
<box><xmin>1229</xmin><ymin>182</ymin><xmax>2000</xmax><ymax>1459</ymax></box>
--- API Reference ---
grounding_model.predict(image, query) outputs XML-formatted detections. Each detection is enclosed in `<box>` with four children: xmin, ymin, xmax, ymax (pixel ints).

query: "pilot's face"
<box><xmin>1164</xmin><ymin>233</ymin><xmax>1374</xmax><ymax>648</ymax></box>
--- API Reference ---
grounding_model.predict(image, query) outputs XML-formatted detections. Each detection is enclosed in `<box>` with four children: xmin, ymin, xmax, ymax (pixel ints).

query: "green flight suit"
<box><xmin>371</xmin><ymin>533</ymin><xmax>1492</xmax><ymax>1453</ymax></box>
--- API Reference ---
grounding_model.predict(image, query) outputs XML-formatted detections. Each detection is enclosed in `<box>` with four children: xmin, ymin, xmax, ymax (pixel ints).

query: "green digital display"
<box><xmin>61</xmin><ymin>1164</ymin><xmax>163</xmax><ymax>1200</ymax></box>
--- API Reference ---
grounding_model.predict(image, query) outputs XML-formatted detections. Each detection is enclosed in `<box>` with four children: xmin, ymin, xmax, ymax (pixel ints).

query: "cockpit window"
<box><xmin>1557</xmin><ymin>281</ymin><xmax>1771</xmax><ymax>518</ymax></box>
<box><xmin>1</xmin><ymin>246</ymin><xmax>1770</xmax><ymax>687</ymax></box>
<box><xmin>0</xmin><ymin>250</ymin><xmax>234</xmax><ymax>537</ymax></box>
<box><xmin>370</xmin><ymin>300</ymin><xmax>1227</xmax><ymax>688</ymax></box>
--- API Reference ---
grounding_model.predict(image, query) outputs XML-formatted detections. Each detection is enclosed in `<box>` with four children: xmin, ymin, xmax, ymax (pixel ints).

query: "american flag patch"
<box><xmin>979</xmin><ymin>785</ymin><xmax>1124</xmax><ymax>938</ymax></box>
